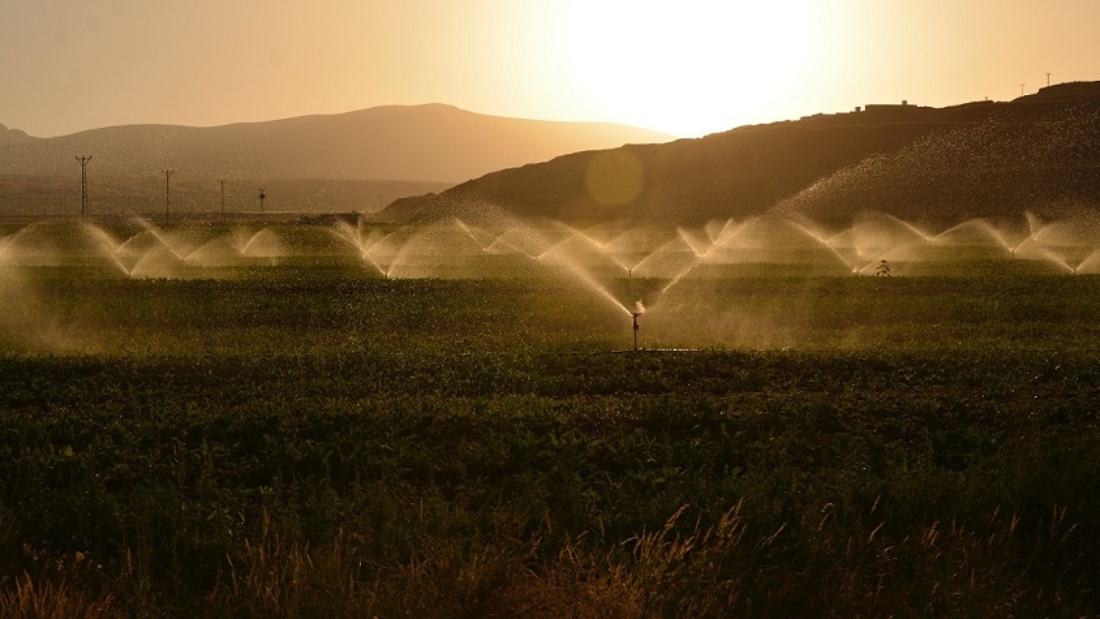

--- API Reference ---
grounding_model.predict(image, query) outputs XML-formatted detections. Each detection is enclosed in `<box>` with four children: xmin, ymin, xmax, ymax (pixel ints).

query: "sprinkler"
<box><xmin>628</xmin><ymin>268</ymin><xmax>641</xmax><ymax>351</ymax></box>
<box><xmin>631</xmin><ymin>311</ymin><xmax>641</xmax><ymax>351</ymax></box>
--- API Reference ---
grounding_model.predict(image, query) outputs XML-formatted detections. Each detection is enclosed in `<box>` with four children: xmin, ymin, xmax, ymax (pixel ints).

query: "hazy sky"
<box><xmin>2</xmin><ymin>0</ymin><xmax>1098</xmax><ymax>139</ymax></box>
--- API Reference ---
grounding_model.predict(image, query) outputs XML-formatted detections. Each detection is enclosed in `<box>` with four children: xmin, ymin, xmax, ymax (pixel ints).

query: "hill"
<box><xmin>381</xmin><ymin>83</ymin><xmax>1100</xmax><ymax>227</ymax></box>
<box><xmin>0</xmin><ymin>105</ymin><xmax>671</xmax><ymax>216</ymax></box>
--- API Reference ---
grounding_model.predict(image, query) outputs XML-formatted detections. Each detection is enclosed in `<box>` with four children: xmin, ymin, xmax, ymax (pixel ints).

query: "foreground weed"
<box><xmin>0</xmin><ymin>573</ymin><xmax>118</xmax><ymax>619</ymax></box>
<box><xmin>207</xmin><ymin>515</ymin><xmax>363</xmax><ymax>618</ymax></box>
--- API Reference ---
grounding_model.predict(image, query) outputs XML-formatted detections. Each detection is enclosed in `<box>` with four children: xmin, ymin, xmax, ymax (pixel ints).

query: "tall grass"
<box><xmin>5</xmin><ymin>501</ymin><xmax>1090</xmax><ymax>618</ymax></box>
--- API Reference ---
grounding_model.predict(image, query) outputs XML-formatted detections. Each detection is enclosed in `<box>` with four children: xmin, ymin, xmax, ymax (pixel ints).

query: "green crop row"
<box><xmin>0</xmin><ymin>272</ymin><xmax>1098</xmax><ymax>616</ymax></box>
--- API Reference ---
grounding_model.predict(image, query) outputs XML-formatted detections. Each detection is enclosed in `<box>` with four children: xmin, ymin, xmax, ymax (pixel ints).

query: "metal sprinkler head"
<box><xmin>631</xmin><ymin>311</ymin><xmax>641</xmax><ymax>351</ymax></box>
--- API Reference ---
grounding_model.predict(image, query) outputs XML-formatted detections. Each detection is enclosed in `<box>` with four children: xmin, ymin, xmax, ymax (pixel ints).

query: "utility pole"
<box><xmin>163</xmin><ymin>170</ymin><xmax>175</xmax><ymax>223</ymax></box>
<box><xmin>258</xmin><ymin>188</ymin><xmax>266</xmax><ymax>224</ymax></box>
<box><xmin>75</xmin><ymin>156</ymin><xmax>92</xmax><ymax>218</ymax></box>
<box><xmin>217</xmin><ymin>178</ymin><xmax>227</xmax><ymax>218</ymax></box>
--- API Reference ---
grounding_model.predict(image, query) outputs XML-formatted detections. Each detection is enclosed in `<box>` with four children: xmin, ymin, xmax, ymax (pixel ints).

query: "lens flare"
<box><xmin>585</xmin><ymin>149</ymin><xmax>645</xmax><ymax>207</ymax></box>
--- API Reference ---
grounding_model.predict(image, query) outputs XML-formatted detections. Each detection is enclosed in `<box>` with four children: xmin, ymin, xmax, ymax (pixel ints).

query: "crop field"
<box><xmin>1</xmin><ymin>220</ymin><xmax>1100</xmax><ymax>617</ymax></box>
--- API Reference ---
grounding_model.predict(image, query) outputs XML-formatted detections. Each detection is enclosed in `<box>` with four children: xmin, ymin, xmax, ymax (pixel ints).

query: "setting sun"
<box><xmin>556</xmin><ymin>0</ymin><xmax>820</xmax><ymax>137</ymax></box>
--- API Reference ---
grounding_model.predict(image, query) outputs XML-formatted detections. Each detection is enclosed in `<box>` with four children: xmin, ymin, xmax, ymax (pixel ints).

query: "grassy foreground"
<box><xmin>1</xmin><ymin>270</ymin><xmax>1099</xmax><ymax>617</ymax></box>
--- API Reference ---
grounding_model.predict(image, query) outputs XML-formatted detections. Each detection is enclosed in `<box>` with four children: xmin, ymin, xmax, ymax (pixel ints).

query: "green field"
<box><xmin>2</xmin><ymin>228</ymin><xmax>1100</xmax><ymax>617</ymax></box>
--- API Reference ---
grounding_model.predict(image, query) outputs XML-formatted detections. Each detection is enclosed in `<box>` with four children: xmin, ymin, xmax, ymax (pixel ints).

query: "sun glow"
<box><xmin>557</xmin><ymin>0</ymin><xmax>820</xmax><ymax>137</ymax></box>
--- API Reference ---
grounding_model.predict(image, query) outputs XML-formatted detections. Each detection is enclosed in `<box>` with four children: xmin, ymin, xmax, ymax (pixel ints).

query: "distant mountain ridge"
<box><xmin>0</xmin><ymin>104</ymin><xmax>672</xmax><ymax>183</ymax></box>
<box><xmin>0</xmin><ymin>104</ymin><xmax>670</xmax><ymax>216</ymax></box>
<box><xmin>382</xmin><ymin>82</ymin><xmax>1100</xmax><ymax>227</ymax></box>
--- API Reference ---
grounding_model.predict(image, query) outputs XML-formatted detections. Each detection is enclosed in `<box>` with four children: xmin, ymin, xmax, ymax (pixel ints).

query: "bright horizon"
<box><xmin>2</xmin><ymin>0</ymin><xmax>1098</xmax><ymax>139</ymax></box>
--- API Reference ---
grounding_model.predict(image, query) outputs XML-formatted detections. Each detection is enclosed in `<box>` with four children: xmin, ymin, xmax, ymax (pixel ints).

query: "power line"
<box><xmin>75</xmin><ymin>156</ymin><xmax>92</xmax><ymax>218</ymax></box>
<box><xmin>217</xmin><ymin>178</ymin><xmax>228</xmax><ymax>218</ymax></box>
<box><xmin>163</xmin><ymin>170</ymin><xmax>176</xmax><ymax>223</ymax></box>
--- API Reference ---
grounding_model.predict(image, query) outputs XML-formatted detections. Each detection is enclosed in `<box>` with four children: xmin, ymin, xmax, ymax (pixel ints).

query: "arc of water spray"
<box><xmin>235</xmin><ymin>228</ymin><xmax>286</xmax><ymax>259</ymax></box>
<box><xmin>533</xmin><ymin>233</ymin><xmax>580</xmax><ymax>263</ymax></box>
<box><xmin>989</xmin><ymin>225</ymin><xmax>1023</xmax><ymax>258</ymax></box>
<box><xmin>537</xmin><ymin>249</ymin><xmax>634</xmax><ymax>316</ymax></box>
<box><xmin>0</xmin><ymin>232</ymin><xmax>17</xmax><ymax>258</ymax></box>
<box><xmin>601</xmin><ymin>228</ymin><xmax>676</xmax><ymax>276</ymax></box>
<box><xmin>80</xmin><ymin>224</ymin><xmax>137</xmax><ymax>276</ymax></box>
<box><xmin>485</xmin><ymin>235</ymin><xmax>536</xmax><ymax>258</ymax></box>
<box><xmin>675</xmin><ymin>227</ymin><xmax>713</xmax><ymax>258</ymax></box>
<box><xmin>705</xmin><ymin>218</ymin><xmax>738</xmax><ymax>244</ymax></box>
<box><xmin>380</xmin><ymin>226</ymin><xmax>438</xmax><ymax>279</ymax></box>
<box><xmin>454</xmin><ymin>219</ymin><xmax>494</xmax><ymax>252</ymax></box>
<box><xmin>625</xmin><ymin>233</ymin><xmax>703</xmax><ymax>281</ymax></box>
<box><xmin>548</xmin><ymin>225</ymin><xmax>636</xmax><ymax>274</ymax></box>
<box><xmin>786</xmin><ymin>219</ymin><xmax>860</xmax><ymax>272</ymax></box>
<box><xmin>881</xmin><ymin>213</ymin><xmax>934</xmax><ymax>243</ymax></box>
<box><xmin>457</xmin><ymin>218</ymin><xmax>550</xmax><ymax>259</ymax></box>
<box><xmin>1033</xmin><ymin>245</ymin><xmax>1076</xmax><ymax>274</ymax></box>
<box><xmin>0</xmin><ymin>224</ymin><xmax>48</xmax><ymax>261</ymax></box>
<box><xmin>331</xmin><ymin>220</ymin><xmax>395</xmax><ymax>276</ymax></box>
<box><xmin>332</xmin><ymin>220</ymin><xmax>375</xmax><ymax>260</ymax></box>
<box><xmin>486</xmin><ymin>224</ymin><xmax>620</xmax><ymax>314</ymax></box>
<box><xmin>133</xmin><ymin>219</ymin><xmax>189</xmax><ymax>262</ymax></box>
<box><xmin>1073</xmin><ymin>247</ymin><xmax>1100</xmax><ymax>274</ymax></box>
<box><xmin>453</xmin><ymin>219</ymin><xmax>644</xmax><ymax>346</ymax></box>
<box><xmin>925</xmin><ymin>218</ymin><xmax>1035</xmax><ymax>263</ymax></box>
<box><xmin>927</xmin><ymin>218</ymin><xmax>988</xmax><ymax>245</ymax></box>
<box><xmin>1009</xmin><ymin>213</ymin><xmax>1051</xmax><ymax>258</ymax></box>
<box><xmin>362</xmin><ymin>228</ymin><xmax>405</xmax><ymax>277</ymax></box>
<box><xmin>657</xmin><ymin>218</ymin><xmax>753</xmax><ymax>297</ymax></box>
